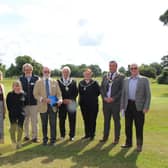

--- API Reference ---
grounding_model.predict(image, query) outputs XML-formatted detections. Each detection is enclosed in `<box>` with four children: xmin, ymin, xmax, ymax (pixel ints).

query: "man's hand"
<box><xmin>63</xmin><ymin>99</ymin><xmax>72</xmax><ymax>105</ymax></box>
<box><xmin>143</xmin><ymin>109</ymin><xmax>149</xmax><ymax>114</ymax></box>
<box><xmin>104</xmin><ymin>97</ymin><xmax>114</xmax><ymax>103</ymax></box>
<box><xmin>42</xmin><ymin>98</ymin><xmax>50</xmax><ymax>104</ymax></box>
<box><xmin>57</xmin><ymin>101</ymin><xmax>62</xmax><ymax>107</ymax></box>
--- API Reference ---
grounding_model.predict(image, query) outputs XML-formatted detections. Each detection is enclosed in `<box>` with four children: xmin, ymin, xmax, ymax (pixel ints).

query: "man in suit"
<box><xmin>100</xmin><ymin>60</ymin><xmax>125</xmax><ymax>144</ymax></box>
<box><xmin>33</xmin><ymin>67</ymin><xmax>62</xmax><ymax>145</ymax></box>
<box><xmin>57</xmin><ymin>66</ymin><xmax>78</xmax><ymax>141</ymax></box>
<box><xmin>120</xmin><ymin>63</ymin><xmax>151</xmax><ymax>152</ymax></box>
<box><xmin>19</xmin><ymin>63</ymin><xmax>39</xmax><ymax>142</ymax></box>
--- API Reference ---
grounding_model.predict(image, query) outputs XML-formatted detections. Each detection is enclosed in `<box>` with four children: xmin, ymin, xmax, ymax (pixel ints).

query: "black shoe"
<box><xmin>69</xmin><ymin>137</ymin><xmax>74</xmax><ymax>141</ymax></box>
<box><xmin>99</xmin><ymin>138</ymin><xmax>108</xmax><ymax>142</ymax></box>
<box><xmin>42</xmin><ymin>142</ymin><xmax>47</xmax><ymax>146</ymax></box>
<box><xmin>23</xmin><ymin>137</ymin><xmax>30</xmax><ymax>141</ymax></box>
<box><xmin>121</xmin><ymin>144</ymin><xmax>132</xmax><ymax>148</ymax></box>
<box><xmin>49</xmin><ymin>142</ymin><xmax>56</xmax><ymax>146</ymax></box>
<box><xmin>136</xmin><ymin>145</ymin><xmax>142</xmax><ymax>152</ymax></box>
<box><xmin>112</xmin><ymin>139</ymin><xmax>119</xmax><ymax>145</ymax></box>
<box><xmin>31</xmin><ymin>138</ymin><xmax>39</xmax><ymax>143</ymax></box>
<box><xmin>90</xmin><ymin>137</ymin><xmax>94</xmax><ymax>141</ymax></box>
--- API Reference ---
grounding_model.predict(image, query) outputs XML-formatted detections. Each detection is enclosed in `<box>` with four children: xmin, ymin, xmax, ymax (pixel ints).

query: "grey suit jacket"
<box><xmin>100</xmin><ymin>72</ymin><xmax>125</xmax><ymax>104</ymax></box>
<box><xmin>120</xmin><ymin>75</ymin><xmax>151</xmax><ymax>111</ymax></box>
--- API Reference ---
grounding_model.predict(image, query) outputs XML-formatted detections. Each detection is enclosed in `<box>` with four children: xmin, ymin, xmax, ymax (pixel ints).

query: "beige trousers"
<box><xmin>24</xmin><ymin>105</ymin><xmax>38</xmax><ymax>139</ymax></box>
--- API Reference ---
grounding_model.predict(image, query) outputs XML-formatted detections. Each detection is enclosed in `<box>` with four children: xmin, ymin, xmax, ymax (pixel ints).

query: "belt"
<box><xmin>128</xmin><ymin>99</ymin><xmax>135</xmax><ymax>103</ymax></box>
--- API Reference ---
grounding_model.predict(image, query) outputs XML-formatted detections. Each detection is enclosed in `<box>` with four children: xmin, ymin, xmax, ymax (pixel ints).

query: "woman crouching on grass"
<box><xmin>6</xmin><ymin>80</ymin><xmax>26</xmax><ymax>149</ymax></box>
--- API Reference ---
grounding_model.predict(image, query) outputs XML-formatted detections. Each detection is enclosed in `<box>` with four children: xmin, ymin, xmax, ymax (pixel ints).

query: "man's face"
<box><xmin>109</xmin><ymin>62</ymin><xmax>117</xmax><ymax>73</ymax></box>
<box><xmin>24</xmin><ymin>67</ymin><xmax>32</xmax><ymax>77</ymax></box>
<box><xmin>130</xmin><ymin>64</ymin><xmax>139</xmax><ymax>76</ymax></box>
<box><xmin>43</xmin><ymin>67</ymin><xmax>51</xmax><ymax>78</ymax></box>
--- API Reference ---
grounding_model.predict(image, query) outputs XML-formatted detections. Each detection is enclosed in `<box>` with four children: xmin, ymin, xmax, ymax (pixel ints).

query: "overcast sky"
<box><xmin>0</xmin><ymin>0</ymin><xmax>168</xmax><ymax>71</ymax></box>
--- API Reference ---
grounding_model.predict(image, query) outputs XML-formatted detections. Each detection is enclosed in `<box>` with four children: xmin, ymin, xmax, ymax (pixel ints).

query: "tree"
<box><xmin>88</xmin><ymin>64</ymin><xmax>102</xmax><ymax>77</ymax></box>
<box><xmin>6</xmin><ymin>55</ymin><xmax>43</xmax><ymax>77</ymax></box>
<box><xmin>31</xmin><ymin>60</ymin><xmax>43</xmax><ymax>76</ymax></box>
<box><xmin>139</xmin><ymin>64</ymin><xmax>156</xmax><ymax>78</ymax></box>
<box><xmin>161</xmin><ymin>55</ymin><xmax>168</xmax><ymax>68</ymax></box>
<box><xmin>5</xmin><ymin>63</ymin><xmax>18</xmax><ymax>77</ymax></box>
<box><xmin>159</xmin><ymin>9</ymin><xmax>168</xmax><ymax>25</ymax></box>
<box><xmin>157</xmin><ymin>67</ymin><xmax>168</xmax><ymax>84</ymax></box>
<box><xmin>150</xmin><ymin>62</ymin><xmax>162</xmax><ymax>76</ymax></box>
<box><xmin>0</xmin><ymin>62</ymin><xmax>6</xmax><ymax>75</ymax></box>
<box><xmin>118</xmin><ymin>66</ymin><xmax>126</xmax><ymax>75</ymax></box>
<box><xmin>15</xmin><ymin>55</ymin><xmax>33</xmax><ymax>73</ymax></box>
<box><xmin>60</xmin><ymin>64</ymin><xmax>102</xmax><ymax>77</ymax></box>
<box><xmin>51</xmin><ymin>69</ymin><xmax>61</xmax><ymax>77</ymax></box>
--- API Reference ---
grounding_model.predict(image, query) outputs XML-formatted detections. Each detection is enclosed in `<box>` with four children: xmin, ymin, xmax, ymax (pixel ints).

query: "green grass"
<box><xmin>0</xmin><ymin>78</ymin><xmax>168</xmax><ymax>168</ymax></box>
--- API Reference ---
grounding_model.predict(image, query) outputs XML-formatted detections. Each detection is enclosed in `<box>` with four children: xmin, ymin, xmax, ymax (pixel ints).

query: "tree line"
<box><xmin>0</xmin><ymin>55</ymin><xmax>168</xmax><ymax>84</ymax></box>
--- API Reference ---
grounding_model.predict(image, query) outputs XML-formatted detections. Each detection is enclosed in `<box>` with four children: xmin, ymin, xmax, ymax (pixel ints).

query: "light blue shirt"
<box><xmin>128</xmin><ymin>76</ymin><xmax>138</xmax><ymax>100</ymax></box>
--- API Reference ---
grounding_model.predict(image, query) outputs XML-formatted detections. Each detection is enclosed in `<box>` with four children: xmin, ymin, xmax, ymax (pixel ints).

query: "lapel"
<box><xmin>126</xmin><ymin>77</ymin><xmax>130</xmax><ymax>95</ymax></box>
<box><xmin>113</xmin><ymin>72</ymin><xmax>120</xmax><ymax>80</ymax></box>
<box><xmin>135</xmin><ymin>76</ymin><xmax>141</xmax><ymax>96</ymax></box>
<box><xmin>49</xmin><ymin>79</ymin><xmax>53</xmax><ymax>94</ymax></box>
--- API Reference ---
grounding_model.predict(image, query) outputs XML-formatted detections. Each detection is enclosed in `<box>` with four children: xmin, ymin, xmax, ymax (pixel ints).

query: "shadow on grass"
<box><xmin>0</xmin><ymin>139</ymin><xmax>140</xmax><ymax>168</ymax></box>
<box><xmin>161</xmin><ymin>93</ymin><xmax>168</xmax><ymax>97</ymax></box>
<box><xmin>71</xmin><ymin>142</ymin><xmax>140</xmax><ymax>168</ymax></box>
<box><xmin>0</xmin><ymin>139</ymin><xmax>90</xmax><ymax>166</ymax></box>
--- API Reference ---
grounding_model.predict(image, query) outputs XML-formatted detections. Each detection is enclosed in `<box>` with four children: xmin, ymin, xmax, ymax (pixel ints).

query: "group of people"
<box><xmin>0</xmin><ymin>60</ymin><xmax>151</xmax><ymax>152</ymax></box>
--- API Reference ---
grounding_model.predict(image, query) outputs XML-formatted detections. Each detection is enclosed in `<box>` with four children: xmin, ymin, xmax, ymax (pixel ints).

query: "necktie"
<box><xmin>45</xmin><ymin>79</ymin><xmax>50</xmax><ymax>97</ymax></box>
<box><xmin>110</xmin><ymin>73</ymin><xmax>113</xmax><ymax>80</ymax></box>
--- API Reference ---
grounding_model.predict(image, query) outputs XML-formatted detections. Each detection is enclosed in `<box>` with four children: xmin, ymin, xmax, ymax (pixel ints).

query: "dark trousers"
<box><xmin>125</xmin><ymin>100</ymin><xmax>145</xmax><ymax>146</ymax></box>
<box><xmin>40</xmin><ymin>105</ymin><xmax>57</xmax><ymax>143</ymax></box>
<box><xmin>80</xmin><ymin>104</ymin><xmax>98</xmax><ymax>138</ymax></box>
<box><xmin>58</xmin><ymin>105</ymin><xmax>76</xmax><ymax>138</ymax></box>
<box><xmin>103</xmin><ymin>102</ymin><xmax>121</xmax><ymax>140</ymax></box>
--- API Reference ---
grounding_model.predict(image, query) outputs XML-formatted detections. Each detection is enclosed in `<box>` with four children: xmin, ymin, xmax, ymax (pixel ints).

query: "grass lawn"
<box><xmin>0</xmin><ymin>78</ymin><xmax>168</xmax><ymax>168</ymax></box>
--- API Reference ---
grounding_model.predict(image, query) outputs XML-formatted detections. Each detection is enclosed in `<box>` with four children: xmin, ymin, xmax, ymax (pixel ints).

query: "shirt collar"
<box><xmin>130</xmin><ymin>74</ymin><xmax>140</xmax><ymax>79</ymax></box>
<box><xmin>43</xmin><ymin>77</ymin><xmax>51</xmax><ymax>80</ymax></box>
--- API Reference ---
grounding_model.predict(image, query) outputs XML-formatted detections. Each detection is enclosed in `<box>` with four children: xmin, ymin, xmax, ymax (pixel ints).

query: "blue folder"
<box><xmin>48</xmin><ymin>96</ymin><xmax>58</xmax><ymax>106</ymax></box>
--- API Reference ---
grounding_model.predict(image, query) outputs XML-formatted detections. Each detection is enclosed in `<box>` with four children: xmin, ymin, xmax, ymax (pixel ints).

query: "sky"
<box><xmin>0</xmin><ymin>0</ymin><xmax>168</xmax><ymax>71</ymax></box>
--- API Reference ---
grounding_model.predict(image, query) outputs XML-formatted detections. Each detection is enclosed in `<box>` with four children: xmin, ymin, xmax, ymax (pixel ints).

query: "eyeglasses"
<box><xmin>130</xmin><ymin>67</ymin><xmax>138</xmax><ymax>70</ymax></box>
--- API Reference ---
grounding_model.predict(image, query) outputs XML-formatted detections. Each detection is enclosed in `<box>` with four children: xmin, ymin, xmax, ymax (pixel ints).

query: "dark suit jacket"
<box><xmin>100</xmin><ymin>72</ymin><xmax>125</xmax><ymax>104</ymax></box>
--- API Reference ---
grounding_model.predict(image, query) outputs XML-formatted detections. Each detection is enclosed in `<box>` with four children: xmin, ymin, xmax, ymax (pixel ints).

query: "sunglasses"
<box><xmin>130</xmin><ymin>67</ymin><xmax>138</xmax><ymax>70</ymax></box>
<box><xmin>43</xmin><ymin>71</ymin><xmax>50</xmax><ymax>73</ymax></box>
